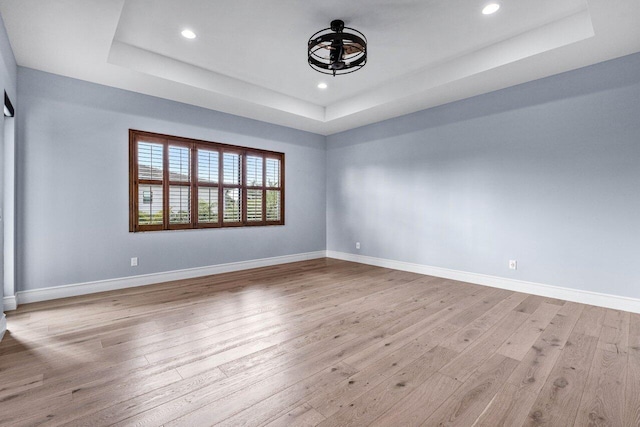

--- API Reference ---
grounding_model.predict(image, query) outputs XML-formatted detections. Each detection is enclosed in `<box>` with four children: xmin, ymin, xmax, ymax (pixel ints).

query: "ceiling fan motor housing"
<box><xmin>308</xmin><ymin>19</ymin><xmax>367</xmax><ymax>76</ymax></box>
<box><xmin>330</xmin><ymin>19</ymin><xmax>345</xmax><ymax>32</ymax></box>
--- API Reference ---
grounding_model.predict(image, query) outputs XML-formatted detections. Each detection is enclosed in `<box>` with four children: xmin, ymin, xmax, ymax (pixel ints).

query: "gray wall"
<box><xmin>13</xmin><ymin>50</ymin><xmax>640</xmax><ymax>301</ymax></box>
<box><xmin>0</xmin><ymin>14</ymin><xmax>17</xmax><ymax>312</ymax></box>
<box><xmin>327</xmin><ymin>52</ymin><xmax>640</xmax><ymax>299</ymax></box>
<box><xmin>16</xmin><ymin>68</ymin><xmax>326</xmax><ymax>291</ymax></box>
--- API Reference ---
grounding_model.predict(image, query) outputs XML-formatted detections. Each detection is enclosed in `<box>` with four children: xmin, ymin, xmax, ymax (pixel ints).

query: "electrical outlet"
<box><xmin>131</xmin><ymin>257</ymin><xmax>138</xmax><ymax>267</ymax></box>
<box><xmin>509</xmin><ymin>260</ymin><xmax>517</xmax><ymax>270</ymax></box>
<box><xmin>355</xmin><ymin>242</ymin><xmax>361</xmax><ymax>250</ymax></box>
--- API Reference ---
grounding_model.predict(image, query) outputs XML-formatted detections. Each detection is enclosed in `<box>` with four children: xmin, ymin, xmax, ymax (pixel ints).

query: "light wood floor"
<box><xmin>0</xmin><ymin>259</ymin><xmax>638</xmax><ymax>426</ymax></box>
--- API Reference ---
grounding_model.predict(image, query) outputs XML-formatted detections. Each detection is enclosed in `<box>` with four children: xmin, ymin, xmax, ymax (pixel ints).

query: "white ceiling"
<box><xmin>1</xmin><ymin>0</ymin><xmax>640</xmax><ymax>135</ymax></box>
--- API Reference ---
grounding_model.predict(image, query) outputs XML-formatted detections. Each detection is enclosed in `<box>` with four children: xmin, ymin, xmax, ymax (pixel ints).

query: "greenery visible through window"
<box><xmin>130</xmin><ymin>130</ymin><xmax>284</xmax><ymax>232</ymax></box>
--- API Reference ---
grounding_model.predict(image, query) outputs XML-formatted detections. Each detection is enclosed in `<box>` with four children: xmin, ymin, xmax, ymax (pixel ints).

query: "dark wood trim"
<box><xmin>242</xmin><ymin>153</ymin><xmax>247</xmax><ymax>225</ymax></box>
<box><xmin>130</xmin><ymin>129</ymin><xmax>283</xmax><ymax>157</ymax></box>
<box><xmin>217</xmin><ymin>149</ymin><xmax>224</xmax><ymax>227</ymax></box>
<box><xmin>191</xmin><ymin>144</ymin><xmax>198</xmax><ymax>228</ymax></box>
<box><xmin>129</xmin><ymin>131</ymin><xmax>137</xmax><ymax>232</ymax></box>
<box><xmin>130</xmin><ymin>129</ymin><xmax>284</xmax><ymax>232</ymax></box>
<box><xmin>166</xmin><ymin>138</ymin><xmax>193</xmax><ymax>149</ymax></box>
<box><xmin>137</xmin><ymin>224</ymin><xmax>164</xmax><ymax>232</ymax></box>
<box><xmin>261</xmin><ymin>157</ymin><xmax>267</xmax><ymax>225</ymax></box>
<box><xmin>280</xmin><ymin>153</ymin><xmax>285</xmax><ymax>224</ymax></box>
<box><xmin>162</xmin><ymin>142</ymin><xmax>169</xmax><ymax>229</ymax></box>
<box><xmin>196</xmin><ymin>222</ymin><xmax>220</xmax><ymax>229</ymax></box>
<box><xmin>168</xmin><ymin>223</ymin><xmax>193</xmax><ymax>231</ymax></box>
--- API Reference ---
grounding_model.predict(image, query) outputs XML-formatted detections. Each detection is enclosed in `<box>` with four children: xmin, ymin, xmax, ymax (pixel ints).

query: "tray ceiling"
<box><xmin>2</xmin><ymin>0</ymin><xmax>640</xmax><ymax>135</ymax></box>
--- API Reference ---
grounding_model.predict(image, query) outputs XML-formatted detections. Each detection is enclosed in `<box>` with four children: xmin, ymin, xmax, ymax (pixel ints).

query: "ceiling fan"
<box><xmin>308</xmin><ymin>19</ymin><xmax>367</xmax><ymax>76</ymax></box>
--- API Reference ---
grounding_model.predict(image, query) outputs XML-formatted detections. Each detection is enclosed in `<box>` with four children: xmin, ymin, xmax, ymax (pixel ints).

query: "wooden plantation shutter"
<box><xmin>196</xmin><ymin>148</ymin><xmax>220</xmax><ymax>227</ymax></box>
<box><xmin>167</xmin><ymin>142</ymin><xmax>192</xmax><ymax>229</ymax></box>
<box><xmin>129</xmin><ymin>130</ymin><xmax>284</xmax><ymax>232</ymax></box>
<box><xmin>133</xmin><ymin>135</ymin><xmax>165</xmax><ymax>231</ymax></box>
<box><xmin>222</xmin><ymin>151</ymin><xmax>242</xmax><ymax>224</ymax></box>
<box><xmin>245</xmin><ymin>154</ymin><xmax>263</xmax><ymax>222</ymax></box>
<box><xmin>266</xmin><ymin>157</ymin><xmax>283</xmax><ymax>223</ymax></box>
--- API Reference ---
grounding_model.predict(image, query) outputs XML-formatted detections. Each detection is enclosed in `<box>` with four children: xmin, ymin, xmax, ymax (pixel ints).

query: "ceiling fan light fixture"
<box><xmin>308</xmin><ymin>19</ymin><xmax>367</xmax><ymax>76</ymax></box>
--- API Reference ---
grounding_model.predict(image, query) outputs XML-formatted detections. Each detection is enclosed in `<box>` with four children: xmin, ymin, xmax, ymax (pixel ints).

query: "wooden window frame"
<box><xmin>130</xmin><ymin>129</ymin><xmax>285</xmax><ymax>232</ymax></box>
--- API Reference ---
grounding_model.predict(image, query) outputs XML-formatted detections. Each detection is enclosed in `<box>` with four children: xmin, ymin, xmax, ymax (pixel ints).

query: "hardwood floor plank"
<box><xmin>624</xmin><ymin>313</ymin><xmax>640</xmax><ymax>427</ymax></box>
<box><xmin>343</xmin><ymin>321</ymin><xmax>460</xmax><ymax>374</ymax></box>
<box><xmin>505</xmin><ymin>302</ymin><xmax>584</xmax><ymax>393</ymax></box>
<box><xmin>513</xmin><ymin>295</ymin><xmax>548</xmax><ymax>314</ymax></box>
<box><xmin>421</xmin><ymin>353</ymin><xmax>519</xmax><ymax>426</ymax></box>
<box><xmin>163</xmin><ymin>363</ymin><xmax>358</xmax><ymax>426</ymax></box>
<box><xmin>112</xmin><ymin>328</ymin><xmax>389</xmax><ymax>425</ymax></box>
<box><xmin>574</xmin><ymin>348</ymin><xmax>626</xmax><ymax>426</ymax></box>
<box><xmin>598</xmin><ymin>309</ymin><xmax>630</xmax><ymax>354</ymax></box>
<box><xmin>12</xmin><ymin>368</ymin><xmax>186</xmax><ymax>426</ymax></box>
<box><xmin>316</xmin><ymin>346</ymin><xmax>458</xmax><ymax>427</ymax></box>
<box><xmin>0</xmin><ymin>259</ymin><xmax>632</xmax><ymax>426</ymax></box>
<box><xmin>368</xmin><ymin>373</ymin><xmax>461</xmax><ymax>427</ymax></box>
<box><xmin>308</xmin><ymin>338</ymin><xmax>457</xmax><ymax>418</ymax></box>
<box><xmin>472</xmin><ymin>382</ymin><xmax>538</xmax><ymax>427</ymax></box>
<box><xmin>524</xmin><ymin>332</ymin><xmax>598</xmax><ymax>426</ymax></box>
<box><xmin>265</xmin><ymin>403</ymin><xmax>326</xmax><ymax>427</ymax></box>
<box><xmin>0</xmin><ymin>373</ymin><xmax>44</xmax><ymax>400</ymax></box>
<box><xmin>341</xmin><ymin>289</ymin><xmax>487</xmax><ymax>370</ymax></box>
<box><xmin>217</xmin><ymin>326</ymin><xmax>362</xmax><ymax>378</ymax></box>
<box><xmin>65</xmin><ymin>367</ymin><xmax>231</xmax><ymax>426</ymax></box>
<box><xmin>572</xmin><ymin>305</ymin><xmax>607</xmax><ymax>338</ymax></box>
<box><xmin>439</xmin><ymin>292</ymin><xmax>529</xmax><ymax>353</ymax></box>
<box><xmin>217</xmin><ymin>310</ymin><xmax>377</xmax><ymax>377</ymax></box>
<box><xmin>445</xmin><ymin>288</ymin><xmax>513</xmax><ymax>327</ymax></box>
<box><xmin>439</xmin><ymin>310</ymin><xmax>529</xmax><ymax>383</ymax></box>
<box><xmin>497</xmin><ymin>302</ymin><xmax>561</xmax><ymax>361</ymax></box>
<box><xmin>215</xmin><ymin>363</ymin><xmax>359</xmax><ymax>427</ymax></box>
<box><xmin>0</xmin><ymin>355</ymin><xmax>150</xmax><ymax>418</ymax></box>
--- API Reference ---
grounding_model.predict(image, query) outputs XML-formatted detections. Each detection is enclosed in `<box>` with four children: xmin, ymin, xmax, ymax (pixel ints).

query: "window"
<box><xmin>129</xmin><ymin>130</ymin><xmax>284</xmax><ymax>232</ymax></box>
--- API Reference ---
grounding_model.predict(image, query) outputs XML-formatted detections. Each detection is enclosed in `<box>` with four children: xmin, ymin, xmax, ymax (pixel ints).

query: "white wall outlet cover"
<box><xmin>356</xmin><ymin>242</ymin><xmax>361</xmax><ymax>249</ymax></box>
<box><xmin>131</xmin><ymin>257</ymin><xmax>138</xmax><ymax>267</ymax></box>
<box><xmin>509</xmin><ymin>260</ymin><xmax>517</xmax><ymax>270</ymax></box>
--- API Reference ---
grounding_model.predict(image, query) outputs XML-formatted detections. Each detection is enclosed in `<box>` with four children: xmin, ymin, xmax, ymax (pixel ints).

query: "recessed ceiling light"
<box><xmin>181</xmin><ymin>29</ymin><xmax>196</xmax><ymax>39</ymax></box>
<box><xmin>317</xmin><ymin>82</ymin><xmax>328</xmax><ymax>89</ymax></box>
<box><xmin>482</xmin><ymin>3</ymin><xmax>500</xmax><ymax>15</ymax></box>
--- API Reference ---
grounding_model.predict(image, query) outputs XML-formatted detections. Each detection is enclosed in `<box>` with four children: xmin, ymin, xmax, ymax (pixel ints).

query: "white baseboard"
<box><xmin>0</xmin><ymin>313</ymin><xmax>6</xmax><ymax>342</ymax></box>
<box><xmin>8</xmin><ymin>250</ymin><xmax>639</xmax><ymax>315</ymax></box>
<box><xmin>327</xmin><ymin>251</ymin><xmax>640</xmax><ymax>314</ymax></box>
<box><xmin>9</xmin><ymin>251</ymin><xmax>326</xmax><ymax>308</ymax></box>
<box><xmin>3</xmin><ymin>295</ymin><xmax>17</xmax><ymax>311</ymax></box>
